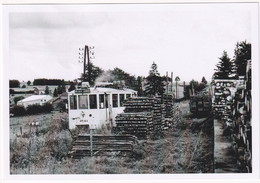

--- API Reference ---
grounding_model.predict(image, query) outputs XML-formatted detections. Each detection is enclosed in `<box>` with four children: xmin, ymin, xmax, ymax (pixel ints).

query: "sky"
<box><xmin>6</xmin><ymin>3</ymin><xmax>256</xmax><ymax>83</ymax></box>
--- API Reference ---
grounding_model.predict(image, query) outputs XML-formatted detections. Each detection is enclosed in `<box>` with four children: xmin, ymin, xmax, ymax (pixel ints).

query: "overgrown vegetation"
<box><xmin>11</xmin><ymin>103</ymin><xmax>53</xmax><ymax>116</ymax></box>
<box><xmin>10</xmin><ymin>101</ymin><xmax>213</xmax><ymax>174</ymax></box>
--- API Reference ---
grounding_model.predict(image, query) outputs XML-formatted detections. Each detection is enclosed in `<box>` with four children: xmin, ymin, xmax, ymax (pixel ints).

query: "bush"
<box><xmin>42</xmin><ymin>103</ymin><xmax>53</xmax><ymax>113</ymax></box>
<box><xmin>11</xmin><ymin>106</ymin><xmax>26</xmax><ymax>116</ymax></box>
<box><xmin>56</xmin><ymin>100</ymin><xmax>67</xmax><ymax>112</ymax></box>
<box><xmin>26</xmin><ymin>103</ymin><xmax>53</xmax><ymax>115</ymax></box>
<box><xmin>26</xmin><ymin>104</ymin><xmax>42</xmax><ymax>115</ymax></box>
<box><xmin>10</xmin><ymin>80</ymin><xmax>20</xmax><ymax>88</ymax></box>
<box><xmin>13</xmin><ymin>96</ymin><xmax>25</xmax><ymax>104</ymax></box>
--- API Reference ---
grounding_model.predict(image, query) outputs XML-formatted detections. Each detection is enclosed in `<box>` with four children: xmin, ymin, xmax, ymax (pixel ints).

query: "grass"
<box><xmin>10</xmin><ymin>100</ymin><xmax>214</xmax><ymax>174</ymax></box>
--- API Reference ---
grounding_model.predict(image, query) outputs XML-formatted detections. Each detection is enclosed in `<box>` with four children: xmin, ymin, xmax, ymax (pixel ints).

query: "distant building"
<box><xmin>17</xmin><ymin>95</ymin><xmax>53</xmax><ymax>108</ymax></box>
<box><xmin>165</xmin><ymin>81</ymin><xmax>187</xmax><ymax>99</ymax></box>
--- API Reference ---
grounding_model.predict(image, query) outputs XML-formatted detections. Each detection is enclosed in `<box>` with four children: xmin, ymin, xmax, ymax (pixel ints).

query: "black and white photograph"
<box><xmin>1</xmin><ymin>2</ymin><xmax>259</xmax><ymax>181</ymax></box>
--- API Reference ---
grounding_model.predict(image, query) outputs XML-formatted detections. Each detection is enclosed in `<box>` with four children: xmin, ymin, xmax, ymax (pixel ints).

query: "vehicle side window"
<box><xmin>112</xmin><ymin>94</ymin><xmax>118</xmax><ymax>108</ymax></box>
<box><xmin>99</xmin><ymin>94</ymin><xmax>105</xmax><ymax>109</ymax></box>
<box><xmin>126</xmin><ymin>94</ymin><xmax>131</xmax><ymax>99</ymax></box>
<box><xmin>120</xmin><ymin>94</ymin><xmax>125</xmax><ymax>107</ymax></box>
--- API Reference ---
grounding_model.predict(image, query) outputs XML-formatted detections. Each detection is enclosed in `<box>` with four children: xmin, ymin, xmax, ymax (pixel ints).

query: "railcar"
<box><xmin>189</xmin><ymin>94</ymin><xmax>212</xmax><ymax>115</ymax></box>
<box><xmin>68</xmin><ymin>82</ymin><xmax>137</xmax><ymax>130</ymax></box>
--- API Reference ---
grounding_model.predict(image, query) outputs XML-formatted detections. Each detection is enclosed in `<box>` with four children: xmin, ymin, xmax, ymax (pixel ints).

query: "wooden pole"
<box><xmin>83</xmin><ymin>45</ymin><xmax>87</xmax><ymax>81</ymax></box>
<box><xmin>86</xmin><ymin>45</ymin><xmax>91</xmax><ymax>84</ymax></box>
<box><xmin>171</xmin><ymin>72</ymin><xmax>173</xmax><ymax>92</ymax></box>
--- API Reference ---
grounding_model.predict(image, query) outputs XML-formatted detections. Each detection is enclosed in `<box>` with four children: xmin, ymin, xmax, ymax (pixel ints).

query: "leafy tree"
<box><xmin>27</xmin><ymin>80</ymin><xmax>31</xmax><ymax>86</ymax></box>
<box><xmin>9</xmin><ymin>80</ymin><xmax>20</xmax><ymax>88</ymax></box>
<box><xmin>21</xmin><ymin>85</ymin><xmax>26</xmax><ymax>88</ymax></box>
<box><xmin>33</xmin><ymin>78</ymin><xmax>66</xmax><ymax>85</ymax></box>
<box><xmin>144</xmin><ymin>62</ymin><xmax>165</xmax><ymax>96</ymax></box>
<box><xmin>81</xmin><ymin>62</ymin><xmax>103</xmax><ymax>86</ymax></box>
<box><xmin>214</xmin><ymin>51</ymin><xmax>234</xmax><ymax>79</ymax></box>
<box><xmin>112</xmin><ymin>67</ymin><xmax>136</xmax><ymax>89</ymax></box>
<box><xmin>45</xmin><ymin>86</ymin><xmax>50</xmax><ymax>95</ymax></box>
<box><xmin>9</xmin><ymin>89</ymin><xmax>15</xmax><ymax>94</ymax></box>
<box><xmin>234</xmin><ymin>41</ymin><xmax>251</xmax><ymax>76</ymax></box>
<box><xmin>14</xmin><ymin>96</ymin><xmax>25</xmax><ymax>104</ymax></box>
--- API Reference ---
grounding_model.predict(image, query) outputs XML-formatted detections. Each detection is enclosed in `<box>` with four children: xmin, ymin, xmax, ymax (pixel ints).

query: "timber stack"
<box><xmin>212</xmin><ymin>60</ymin><xmax>252</xmax><ymax>173</ymax></box>
<box><xmin>116</xmin><ymin>97</ymin><xmax>168</xmax><ymax>139</ymax></box>
<box><xmin>115</xmin><ymin>96</ymin><xmax>176</xmax><ymax>139</ymax></box>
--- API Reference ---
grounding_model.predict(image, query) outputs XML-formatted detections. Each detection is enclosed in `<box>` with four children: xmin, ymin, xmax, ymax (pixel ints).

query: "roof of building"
<box><xmin>18</xmin><ymin>95</ymin><xmax>52</xmax><ymax>103</ymax></box>
<box><xmin>68</xmin><ymin>87</ymin><xmax>136</xmax><ymax>95</ymax></box>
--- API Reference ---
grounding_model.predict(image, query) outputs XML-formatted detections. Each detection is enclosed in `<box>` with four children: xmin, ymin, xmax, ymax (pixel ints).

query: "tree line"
<box><xmin>214</xmin><ymin>41</ymin><xmax>251</xmax><ymax>79</ymax></box>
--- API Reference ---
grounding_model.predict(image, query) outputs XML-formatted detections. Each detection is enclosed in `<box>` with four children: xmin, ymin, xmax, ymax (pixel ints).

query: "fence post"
<box><xmin>90</xmin><ymin>129</ymin><xmax>93</xmax><ymax>156</ymax></box>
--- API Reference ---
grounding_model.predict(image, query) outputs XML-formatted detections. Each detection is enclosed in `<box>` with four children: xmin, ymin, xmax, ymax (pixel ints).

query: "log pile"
<box><xmin>116</xmin><ymin>97</ymin><xmax>172</xmax><ymax>139</ymax></box>
<box><xmin>116</xmin><ymin>112</ymin><xmax>153</xmax><ymax>139</ymax></box>
<box><xmin>212</xmin><ymin>60</ymin><xmax>252</xmax><ymax>173</ymax></box>
<box><xmin>162</xmin><ymin>94</ymin><xmax>174</xmax><ymax>118</ymax></box>
<box><xmin>69</xmin><ymin>134</ymin><xmax>137</xmax><ymax>158</ymax></box>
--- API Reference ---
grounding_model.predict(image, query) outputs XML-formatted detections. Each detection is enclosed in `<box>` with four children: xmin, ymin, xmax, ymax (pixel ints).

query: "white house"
<box><xmin>17</xmin><ymin>95</ymin><xmax>53</xmax><ymax>108</ymax></box>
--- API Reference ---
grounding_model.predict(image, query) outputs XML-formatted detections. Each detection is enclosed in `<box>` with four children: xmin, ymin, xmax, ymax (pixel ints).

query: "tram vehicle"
<box><xmin>68</xmin><ymin>82</ymin><xmax>137</xmax><ymax>130</ymax></box>
<box><xmin>189</xmin><ymin>94</ymin><xmax>212</xmax><ymax>115</ymax></box>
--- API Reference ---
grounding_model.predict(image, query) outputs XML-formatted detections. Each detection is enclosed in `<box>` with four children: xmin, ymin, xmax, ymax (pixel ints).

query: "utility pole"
<box><xmin>79</xmin><ymin>45</ymin><xmax>95</xmax><ymax>83</ymax></box>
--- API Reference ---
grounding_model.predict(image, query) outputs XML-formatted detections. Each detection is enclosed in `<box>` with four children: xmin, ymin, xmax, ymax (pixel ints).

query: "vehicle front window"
<box><xmin>79</xmin><ymin>95</ymin><xmax>88</xmax><ymax>109</ymax></box>
<box><xmin>70</xmin><ymin>95</ymin><xmax>77</xmax><ymax>110</ymax></box>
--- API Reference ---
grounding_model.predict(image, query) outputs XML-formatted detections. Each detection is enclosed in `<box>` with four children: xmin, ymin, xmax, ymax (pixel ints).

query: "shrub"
<box><xmin>45</xmin><ymin>130</ymin><xmax>73</xmax><ymax>161</ymax></box>
<box><xmin>13</xmin><ymin>96</ymin><xmax>25</xmax><ymax>104</ymax></box>
<box><xmin>10</xmin><ymin>80</ymin><xmax>20</xmax><ymax>88</ymax></box>
<box><xmin>26</xmin><ymin>104</ymin><xmax>42</xmax><ymax>115</ymax></box>
<box><xmin>26</xmin><ymin>103</ymin><xmax>53</xmax><ymax>115</ymax></box>
<box><xmin>42</xmin><ymin>103</ymin><xmax>53</xmax><ymax>113</ymax></box>
<box><xmin>11</xmin><ymin>106</ymin><xmax>26</xmax><ymax>116</ymax></box>
<box><xmin>56</xmin><ymin>100</ymin><xmax>67</xmax><ymax>112</ymax></box>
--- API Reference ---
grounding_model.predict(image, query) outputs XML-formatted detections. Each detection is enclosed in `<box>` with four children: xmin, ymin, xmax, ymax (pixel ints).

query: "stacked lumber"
<box><xmin>231</xmin><ymin>66</ymin><xmax>252</xmax><ymax>172</ymax></box>
<box><xmin>152</xmin><ymin>98</ymin><xmax>164</xmax><ymax>133</ymax></box>
<box><xmin>123</xmin><ymin>97</ymin><xmax>154</xmax><ymax>112</ymax></box>
<box><xmin>116</xmin><ymin>112</ymin><xmax>153</xmax><ymax>139</ymax></box>
<box><xmin>212</xmin><ymin>60</ymin><xmax>252</xmax><ymax>173</ymax></box>
<box><xmin>116</xmin><ymin>97</ymin><xmax>170</xmax><ymax>139</ymax></box>
<box><xmin>70</xmin><ymin>134</ymin><xmax>137</xmax><ymax>158</ymax></box>
<box><xmin>162</xmin><ymin>94</ymin><xmax>174</xmax><ymax>118</ymax></box>
<box><xmin>212</xmin><ymin>80</ymin><xmax>236</xmax><ymax>118</ymax></box>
